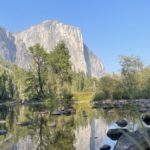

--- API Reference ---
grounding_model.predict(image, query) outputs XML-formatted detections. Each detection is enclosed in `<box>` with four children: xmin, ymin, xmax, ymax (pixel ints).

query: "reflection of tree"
<box><xmin>46</xmin><ymin>125</ymin><xmax>75</xmax><ymax>150</ymax></box>
<box><xmin>36</xmin><ymin>115</ymin><xmax>47</xmax><ymax>150</ymax></box>
<box><xmin>34</xmin><ymin>114</ymin><xmax>75</xmax><ymax>150</ymax></box>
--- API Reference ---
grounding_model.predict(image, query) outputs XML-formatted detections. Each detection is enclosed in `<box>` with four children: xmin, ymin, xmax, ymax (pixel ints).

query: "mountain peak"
<box><xmin>0</xmin><ymin>21</ymin><xmax>105</xmax><ymax>78</ymax></box>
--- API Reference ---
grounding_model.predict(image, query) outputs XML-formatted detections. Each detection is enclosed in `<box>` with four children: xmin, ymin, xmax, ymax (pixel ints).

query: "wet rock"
<box><xmin>51</xmin><ymin>110</ymin><xmax>62</xmax><ymax>115</ymax></box>
<box><xmin>100</xmin><ymin>145</ymin><xmax>111</xmax><ymax>150</ymax></box>
<box><xmin>116</xmin><ymin>120</ymin><xmax>128</xmax><ymax>127</ymax></box>
<box><xmin>142</xmin><ymin>115</ymin><xmax>150</xmax><ymax>125</ymax></box>
<box><xmin>107</xmin><ymin>128</ymin><xmax>129</xmax><ymax>140</ymax></box>
<box><xmin>62</xmin><ymin>110</ymin><xmax>72</xmax><ymax>116</ymax></box>
<box><xmin>92</xmin><ymin>105</ymin><xmax>98</xmax><ymax>109</ymax></box>
<box><xmin>139</xmin><ymin>108</ymin><xmax>147</xmax><ymax>113</ymax></box>
<box><xmin>114</xmin><ymin>128</ymin><xmax>150</xmax><ymax>150</ymax></box>
<box><xmin>0</xmin><ymin>130</ymin><xmax>7</xmax><ymax>135</ymax></box>
<box><xmin>16</xmin><ymin>121</ymin><xmax>32</xmax><ymax>126</ymax></box>
<box><xmin>103</xmin><ymin>104</ymin><xmax>113</xmax><ymax>110</ymax></box>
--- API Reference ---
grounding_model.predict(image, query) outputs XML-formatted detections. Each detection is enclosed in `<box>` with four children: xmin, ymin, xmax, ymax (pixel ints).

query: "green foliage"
<box><xmin>93</xmin><ymin>91</ymin><xmax>106</xmax><ymax>101</ymax></box>
<box><xmin>93</xmin><ymin>55</ymin><xmax>150</xmax><ymax>101</ymax></box>
<box><xmin>119</xmin><ymin>56</ymin><xmax>144</xmax><ymax>76</ymax></box>
<box><xmin>48</xmin><ymin>41</ymin><xmax>72</xmax><ymax>83</ymax></box>
<box><xmin>29</xmin><ymin>44</ymin><xmax>48</xmax><ymax>98</ymax></box>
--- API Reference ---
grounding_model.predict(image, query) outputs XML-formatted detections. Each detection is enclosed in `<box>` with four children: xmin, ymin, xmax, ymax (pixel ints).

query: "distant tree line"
<box><xmin>93</xmin><ymin>56</ymin><xmax>150</xmax><ymax>100</ymax></box>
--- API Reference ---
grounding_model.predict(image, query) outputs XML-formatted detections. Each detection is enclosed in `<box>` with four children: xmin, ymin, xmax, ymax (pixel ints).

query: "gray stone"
<box><xmin>107</xmin><ymin>128</ymin><xmax>129</xmax><ymax>140</ymax></box>
<box><xmin>142</xmin><ymin>115</ymin><xmax>150</xmax><ymax>125</ymax></box>
<box><xmin>100</xmin><ymin>145</ymin><xmax>111</xmax><ymax>150</ymax></box>
<box><xmin>0</xmin><ymin>130</ymin><xmax>7</xmax><ymax>135</ymax></box>
<box><xmin>114</xmin><ymin>128</ymin><xmax>150</xmax><ymax>150</ymax></box>
<box><xmin>116</xmin><ymin>120</ymin><xmax>128</xmax><ymax>127</ymax></box>
<box><xmin>51</xmin><ymin>110</ymin><xmax>62</xmax><ymax>115</ymax></box>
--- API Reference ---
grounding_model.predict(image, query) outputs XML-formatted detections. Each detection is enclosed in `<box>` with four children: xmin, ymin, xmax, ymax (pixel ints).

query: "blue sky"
<box><xmin>0</xmin><ymin>0</ymin><xmax>150</xmax><ymax>73</ymax></box>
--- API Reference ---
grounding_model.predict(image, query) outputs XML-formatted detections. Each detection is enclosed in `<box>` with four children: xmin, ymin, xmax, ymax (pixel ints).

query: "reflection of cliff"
<box><xmin>8</xmin><ymin>136</ymin><xmax>33</xmax><ymax>150</ymax></box>
<box><xmin>75</xmin><ymin>117</ymin><xmax>108</xmax><ymax>150</ymax></box>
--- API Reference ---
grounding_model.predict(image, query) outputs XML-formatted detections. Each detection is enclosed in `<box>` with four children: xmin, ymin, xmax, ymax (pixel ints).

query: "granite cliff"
<box><xmin>0</xmin><ymin>20</ymin><xmax>105</xmax><ymax>78</ymax></box>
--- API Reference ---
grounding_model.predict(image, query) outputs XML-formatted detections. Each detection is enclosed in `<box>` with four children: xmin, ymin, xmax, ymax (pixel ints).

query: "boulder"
<box><xmin>16</xmin><ymin>121</ymin><xmax>32</xmax><ymax>126</ymax></box>
<box><xmin>51</xmin><ymin>110</ymin><xmax>62</xmax><ymax>115</ymax></box>
<box><xmin>107</xmin><ymin>128</ymin><xmax>129</xmax><ymax>140</ymax></box>
<box><xmin>116</xmin><ymin>120</ymin><xmax>128</xmax><ymax>127</ymax></box>
<box><xmin>62</xmin><ymin>110</ymin><xmax>72</xmax><ymax>116</ymax></box>
<box><xmin>114</xmin><ymin>128</ymin><xmax>150</xmax><ymax>150</ymax></box>
<box><xmin>100</xmin><ymin>145</ymin><xmax>111</xmax><ymax>150</ymax></box>
<box><xmin>142</xmin><ymin>115</ymin><xmax>150</xmax><ymax>125</ymax></box>
<box><xmin>0</xmin><ymin>130</ymin><xmax>7</xmax><ymax>135</ymax></box>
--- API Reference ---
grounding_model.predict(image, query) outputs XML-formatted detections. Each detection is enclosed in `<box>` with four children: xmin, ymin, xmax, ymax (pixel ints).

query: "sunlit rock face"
<box><xmin>8</xmin><ymin>136</ymin><xmax>33</xmax><ymax>150</ymax></box>
<box><xmin>0</xmin><ymin>27</ymin><xmax>16</xmax><ymax>62</ymax></box>
<box><xmin>13</xmin><ymin>20</ymin><xmax>105</xmax><ymax>78</ymax></box>
<box><xmin>75</xmin><ymin>117</ymin><xmax>108</xmax><ymax>150</ymax></box>
<box><xmin>0</xmin><ymin>20</ymin><xmax>105</xmax><ymax>78</ymax></box>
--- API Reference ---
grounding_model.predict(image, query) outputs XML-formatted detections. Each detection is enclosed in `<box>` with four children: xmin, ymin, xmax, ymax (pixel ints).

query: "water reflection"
<box><xmin>0</xmin><ymin>103</ymin><xmax>142</xmax><ymax>150</ymax></box>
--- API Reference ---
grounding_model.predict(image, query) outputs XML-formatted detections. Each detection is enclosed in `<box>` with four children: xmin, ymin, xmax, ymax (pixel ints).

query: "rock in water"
<box><xmin>16</xmin><ymin>121</ymin><xmax>32</xmax><ymax>126</ymax></box>
<box><xmin>142</xmin><ymin>115</ymin><xmax>150</xmax><ymax>125</ymax></box>
<box><xmin>0</xmin><ymin>20</ymin><xmax>105</xmax><ymax>79</ymax></box>
<box><xmin>114</xmin><ymin>128</ymin><xmax>150</xmax><ymax>150</ymax></box>
<box><xmin>0</xmin><ymin>130</ymin><xmax>7</xmax><ymax>135</ymax></box>
<box><xmin>107</xmin><ymin>128</ymin><xmax>129</xmax><ymax>140</ymax></box>
<box><xmin>100</xmin><ymin>145</ymin><xmax>111</xmax><ymax>150</ymax></box>
<box><xmin>51</xmin><ymin>110</ymin><xmax>62</xmax><ymax>115</ymax></box>
<box><xmin>116</xmin><ymin>120</ymin><xmax>128</xmax><ymax>127</ymax></box>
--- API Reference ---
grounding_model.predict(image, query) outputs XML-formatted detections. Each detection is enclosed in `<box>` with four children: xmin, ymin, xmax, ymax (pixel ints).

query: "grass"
<box><xmin>72</xmin><ymin>92</ymin><xmax>95</xmax><ymax>102</ymax></box>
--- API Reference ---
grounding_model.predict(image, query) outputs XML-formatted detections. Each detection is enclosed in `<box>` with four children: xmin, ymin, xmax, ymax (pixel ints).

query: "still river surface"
<box><xmin>0</xmin><ymin>102</ymin><xmax>146</xmax><ymax>150</ymax></box>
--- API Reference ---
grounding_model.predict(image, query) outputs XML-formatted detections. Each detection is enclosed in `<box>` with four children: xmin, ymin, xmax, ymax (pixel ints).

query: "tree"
<box><xmin>119</xmin><ymin>56</ymin><xmax>144</xmax><ymax>99</ymax></box>
<box><xmin>119</xmin><ymin>56</ymin><xmax>144</xmax><ymax>76</ymax></box>
<box><xmin>48</xmin><ymin>42</ymin><xmax>72</xmax><ymax>83</ymax></box>
<box><xmin>29</xmin><ymin>44</ymin><xmax>48</xmax><ymax>98</ymax></box>
<box><xmin>48</xmin><ymin>42</ymin><xmax>72</xmax><ymax>97</ymax></box>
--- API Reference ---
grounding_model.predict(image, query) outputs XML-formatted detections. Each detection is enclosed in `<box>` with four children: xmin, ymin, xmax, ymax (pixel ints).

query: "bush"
<box><xmin>93</xmin><ymin>91</ymin><xmax>106</xmax><ymax>101</ymax></box>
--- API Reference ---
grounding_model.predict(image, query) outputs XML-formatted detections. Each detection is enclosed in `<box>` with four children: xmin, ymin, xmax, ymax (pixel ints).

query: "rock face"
<box><xmin>114</xmin><ymin>128</ymin><xmax>150</xmax><ymax>150</ymax></box>
<box><xmin>0</xmin><ymin>27</ymin><xmax>16</xmax><ymax>62</ymax></box>
<box><xmin>0</xmin><ymin>20</ymin><xmax>105</xmax><ymax>78</ymax></box>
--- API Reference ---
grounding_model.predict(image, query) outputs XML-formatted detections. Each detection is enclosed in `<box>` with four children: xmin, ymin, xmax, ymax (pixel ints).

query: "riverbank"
<box><xmin>92</xmin><ymin>99</ymin><xmax>150</xmax><ymax>112</ymax></box>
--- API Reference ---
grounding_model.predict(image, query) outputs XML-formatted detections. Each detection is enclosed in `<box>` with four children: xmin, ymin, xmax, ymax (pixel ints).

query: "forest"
<box><xmin>0</xmin><ymin>42</ymin><xmax>150</xmax><ymax>104</ymax></box>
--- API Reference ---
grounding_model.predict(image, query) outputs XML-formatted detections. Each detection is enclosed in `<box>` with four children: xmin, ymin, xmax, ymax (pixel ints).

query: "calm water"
<box><xmin>0</xmin><ymin>103</ymin><xmax>145</xmax><ymax>150</ymax></box>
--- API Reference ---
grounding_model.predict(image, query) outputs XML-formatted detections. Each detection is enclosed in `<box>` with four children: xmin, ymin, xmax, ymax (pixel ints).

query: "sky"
<box><xmin>0</xmin><ymin>0</ymin><xmax>150</xmax><ymax>73</ymax></box>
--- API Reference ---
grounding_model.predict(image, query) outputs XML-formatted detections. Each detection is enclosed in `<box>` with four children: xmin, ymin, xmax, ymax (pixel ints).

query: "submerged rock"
<box><xmin>114</xmin><ymin>128</ymin><xmax>150</xmax><ymax>150</ymax></box>
<box><xmin>142</xmin><ymin>115</ymin><xmax>150</xmax><ymax>125</ymax></box>
<box><xmin>0</xmin><ymin>130</ymin><xmax>7</xmax><ymax>135</ymax></box>
<box><xmin>116</xmin><ymin>120</ymin><xmax>128</xmax><ymax>127</ymax></box>
<box><xmin>62</xmin><ymin>110</ymin><xmax>72</xmax><ymax>116</ymax></box>
<box><xmin>100</xmin><ymin>145</ymin><xmax>111</xmax><ymax>150</ymax></box>
<box><xmin>16</xmin><ymin>121</ymin><xmax>32</xmax><ymax>127</ymax></box>
<box><xmin>107</xmin><ymin>128</ymin><xmax>129</xmax><ymax>140</ymax></box>
<box><xmin>51</xmin><ymin>110</ymin><xmax>62</xmax><ymax>115</ymax></box>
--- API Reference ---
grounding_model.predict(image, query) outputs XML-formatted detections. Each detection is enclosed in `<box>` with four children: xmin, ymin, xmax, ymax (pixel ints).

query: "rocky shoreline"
<box><xmin>93</xmin><ymin>99</ymin><xmax>150</xmax><ymax>112</ymax></box>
